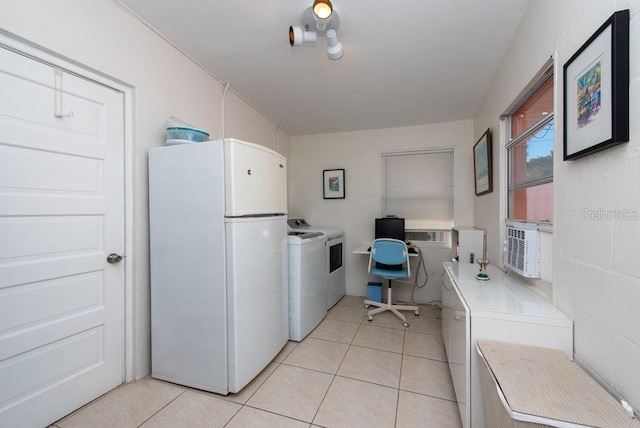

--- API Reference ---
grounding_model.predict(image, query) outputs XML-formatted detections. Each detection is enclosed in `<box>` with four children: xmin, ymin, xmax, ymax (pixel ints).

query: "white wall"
<box><xmin>289</xmin><ymin>120</ymin><xmax>474</xmax><ymax>304</ymax></box>
<box><xmin>474</xmin><ymin>0</ymin><xmax>640</xmax><ymax>411</ymax></box>
<box><xmin>0</xmin><ymin>0</ymin><xmax>291</xmax><ymax>379</ymax></box>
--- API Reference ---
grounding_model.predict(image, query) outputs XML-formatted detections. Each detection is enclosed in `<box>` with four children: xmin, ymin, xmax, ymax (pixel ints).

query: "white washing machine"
<box><xmin>287</xmin><ymin>230</ymin><xmax>327</xmax><ymax>341</ymax></box>
<box><xmin>288</xmin><ymin>218</ymin><xmax>346</xmax><ymax>309</ymax></box>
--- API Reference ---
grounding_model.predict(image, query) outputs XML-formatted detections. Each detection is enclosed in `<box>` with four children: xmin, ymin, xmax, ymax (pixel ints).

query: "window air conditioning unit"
<box><xmin>504</xmin><ymin>224</ymin><xmax>541</xmax><ymax>278</ymax></box>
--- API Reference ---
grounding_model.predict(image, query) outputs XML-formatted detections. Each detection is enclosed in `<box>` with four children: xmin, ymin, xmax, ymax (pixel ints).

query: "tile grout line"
<box><xmin>224</xmin><ymin>357</ymin><xmax>287</xmax><ymax>425</ymax></box>
<box><xmin>136</xmin><ymin>386</ymin><xmax>189</xmax><ymax>427</ymax></box>
<box><xmin>309</xmin><ymin>308</ymin><xmax>367</xmax><ymax>426</ymax></box>
<box><xmin>394</xmin><ymin>326</ymin><xmax>408</xmax><ymax>426</ymax></box>
<box><xmin>234</xmin><ymin>399</ymin><xmax>312</xmax><ymax>426</ymax></box>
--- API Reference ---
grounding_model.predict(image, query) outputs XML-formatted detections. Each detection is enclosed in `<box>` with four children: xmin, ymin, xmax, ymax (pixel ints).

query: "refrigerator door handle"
<box><xmin>226</xmin><ymin>213</ymin><xmax>286</xmax><ymax>219</ymax></box>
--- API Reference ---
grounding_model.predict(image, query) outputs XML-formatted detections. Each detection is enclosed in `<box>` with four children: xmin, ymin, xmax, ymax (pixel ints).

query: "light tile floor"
<box><xmin>53</xmin><ymin>295</ymin><xmax>463</xmax><ymax>428</ymax></box>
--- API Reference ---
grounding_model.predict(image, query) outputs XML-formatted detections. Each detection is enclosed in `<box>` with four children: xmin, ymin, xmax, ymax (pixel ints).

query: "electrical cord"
<box><xmin>409</xmin><ymin>244</ymin><xmax>433</xmax><ymax>305</ymax></box>
<box><xmin>392</xmin><ymin>243</ymin><xmax>440</xmax><ymax>308</ymax></box>
<box><xmin>412</xmin><ymin>244</ymin><xmax>429</xmax><ymax>289</ymax></box>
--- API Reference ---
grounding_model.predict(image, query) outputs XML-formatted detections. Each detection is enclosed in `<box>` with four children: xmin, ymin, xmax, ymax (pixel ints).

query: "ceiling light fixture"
<box><xmin>312</xmin><ymin>0</ymin><xmax>333</xmax><ymax>31</ymax></box>
<box><xmin>289</xmin><ymin>26</ymin><xmax>317</xmax><ymax>46</ymax></box>
<box><xmin>325</xmin><ymin>29</ymin><xmax>343</xmax><ymax>60</ymax></box>
<box><xmin>288</xmin><ymin>0</ymin><xmax>343</xmax><ymax>60</ymax></box>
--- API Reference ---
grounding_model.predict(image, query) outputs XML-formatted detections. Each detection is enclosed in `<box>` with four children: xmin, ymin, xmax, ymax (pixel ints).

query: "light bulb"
<box><xmin>313</xmin><ymin>0</ymin><xmax>333</xmax><ymax>19</ymax></box>
<box><xmin>312</xmin><ymin>0</ymin><xmax>333</xmax><ymax>31</ymax></box>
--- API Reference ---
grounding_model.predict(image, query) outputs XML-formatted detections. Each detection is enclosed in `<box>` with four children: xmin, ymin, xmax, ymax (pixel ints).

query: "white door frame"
<box><xmin>0</xmin><ymin>30</ymin><xmax>137</xmax><ymax>382</ymax></box>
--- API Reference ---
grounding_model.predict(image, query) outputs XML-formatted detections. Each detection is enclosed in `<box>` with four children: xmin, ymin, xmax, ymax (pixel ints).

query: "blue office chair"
<box><xmin>364</xmin><ymin>238</ymin><xmax>419</xmax><ymax>327</ymax></box>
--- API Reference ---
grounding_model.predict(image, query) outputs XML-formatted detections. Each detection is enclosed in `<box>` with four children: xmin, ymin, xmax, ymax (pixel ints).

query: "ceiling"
<box><xmin>116</xmin><ymin>0</ymin><xmax>530</xmax><ymax>136</ymax></box>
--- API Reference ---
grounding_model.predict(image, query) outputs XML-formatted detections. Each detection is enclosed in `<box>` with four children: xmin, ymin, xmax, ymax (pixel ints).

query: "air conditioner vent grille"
<box><xmin>504</xmin><ymin>226</ymin><xmax>541</xmax><ymax>278</ymax></box>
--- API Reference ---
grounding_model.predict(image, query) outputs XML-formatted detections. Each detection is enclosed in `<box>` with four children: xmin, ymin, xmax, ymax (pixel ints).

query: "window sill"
<box><xmin>411</xmin><ymin>241</ymin><xmax>450</xmax><ymax>249</ymax></box>
<box><xmin>506</xmin><ymin>219</ymin><xmax>553</xmax><ymax>233</ymax></box>
<box><xmin>524</xmin><ymin>276</ymin><xmax>553</xmax><ymax>303</ymax></box>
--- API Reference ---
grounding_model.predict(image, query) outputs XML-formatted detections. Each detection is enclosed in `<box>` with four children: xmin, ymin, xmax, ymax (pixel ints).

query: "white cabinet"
<box><xmin>451</xmin><ymin>226</ymin><xmax>485</xmax><ymax>263</ymax></box>
<box><xmin>441</xmin><ymin>262</ymin><xmax>573</xmax><ymax>428</ymax></box>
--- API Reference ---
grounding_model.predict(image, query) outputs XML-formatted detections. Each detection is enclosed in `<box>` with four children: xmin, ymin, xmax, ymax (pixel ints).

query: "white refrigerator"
<box><xmin>149</xmin><ymin>138</ymin><xmax>288</xmax><ymax>395</ymax></box>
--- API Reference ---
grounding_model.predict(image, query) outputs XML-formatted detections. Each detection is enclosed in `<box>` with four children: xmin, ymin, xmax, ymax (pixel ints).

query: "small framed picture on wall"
<box><xmin>563</xmin><ymin>9</ymin><xmax>629</xmax><ymax>160</ymax></box>
<box><xmin>473</xmin><ymin>129</ymin><xmax>493</xmax><ymax>196</ymax></box>
<box><xmin>323</xmin><ymin>169</ymin><xmax>345</xmax><ymax>199</ymax></box>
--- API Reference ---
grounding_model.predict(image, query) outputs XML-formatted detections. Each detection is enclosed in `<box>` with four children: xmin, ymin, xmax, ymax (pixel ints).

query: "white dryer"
<box><xmin>287</xmin><ymin>230</ymin><xmax>327</xmax><ymax>341</ymax></box>
<box><xmin>288</xmin><ymin>218</ymin><xmax>346</xmax><ymax>309</ymax></box>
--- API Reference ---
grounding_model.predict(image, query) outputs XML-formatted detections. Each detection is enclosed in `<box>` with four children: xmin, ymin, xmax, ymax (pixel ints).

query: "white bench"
<box><xmin>476</xmin><ymin>340</ymin><xmax>640</xmax><ymax>428</ymax></box>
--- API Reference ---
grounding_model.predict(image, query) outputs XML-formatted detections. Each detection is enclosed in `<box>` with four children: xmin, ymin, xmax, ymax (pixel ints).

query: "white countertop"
<box><xmin>444</xmin><ymin>262</ymin><xmax>570</xmax><ymax>321</ymax></box>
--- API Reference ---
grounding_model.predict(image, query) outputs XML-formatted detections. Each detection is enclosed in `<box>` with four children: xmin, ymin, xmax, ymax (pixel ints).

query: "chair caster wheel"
<box><xmin>403</xmin><ymin>321</ymin><xmax>409</xmax><ymax>327</ymax></box>
<box><xmin>364</xmin><ymin>304</ymin><xmax>370</xmax><ymax>309</ymax></box>
<box><xmin>414</xmin><ymin>311</ymin><xmax>420</xmax><ymax>316</ymax></box>
<box><xmin>367</xmin><ymin>316</ymin><xmax>373</xmax><ymax>321</ymax></box>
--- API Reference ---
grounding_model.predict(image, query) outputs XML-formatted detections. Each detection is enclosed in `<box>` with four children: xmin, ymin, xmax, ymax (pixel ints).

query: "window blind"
<box><xmin>382</xmin><ymin>149</ymin><xmax>454</xmax><ymax>230</ymax></box>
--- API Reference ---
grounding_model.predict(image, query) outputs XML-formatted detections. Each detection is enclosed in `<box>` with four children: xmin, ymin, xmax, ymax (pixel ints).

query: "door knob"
<box><xmin>107</xmin><ymin>253</ymin><xmax>123</xmax><ymax>264</ymax></box>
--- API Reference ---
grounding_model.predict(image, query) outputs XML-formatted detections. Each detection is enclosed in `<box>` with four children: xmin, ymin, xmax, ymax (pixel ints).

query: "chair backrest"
<box><xmin>368</xmin><ymin>238</ymin><xmax>410</xmax><ymax>277</ymax></box>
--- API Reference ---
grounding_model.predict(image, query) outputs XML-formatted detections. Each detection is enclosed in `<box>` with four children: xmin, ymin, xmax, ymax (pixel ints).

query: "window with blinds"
<box><xmin>382</xmin><ymin>149</ymin><xmax>454</xmax><ymax>243</ymax></box>
<box><xmin>507</xmin><ymin>69</ymin><xmax>554</xmax><ymax>223</ymax></box>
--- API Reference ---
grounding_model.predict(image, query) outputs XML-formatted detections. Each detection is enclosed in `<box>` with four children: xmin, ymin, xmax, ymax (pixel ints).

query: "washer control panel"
<box><xmin>287</xmin><ymin>218</ymin><xmax>311</xmax><ymax>229</ymax></box>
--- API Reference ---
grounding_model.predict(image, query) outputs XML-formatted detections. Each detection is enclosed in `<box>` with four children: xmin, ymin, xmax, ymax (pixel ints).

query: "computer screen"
<box><xmin>375</xmin><ymin>217</ymin><xmax>405</xmax><ymax>241</ymax></box>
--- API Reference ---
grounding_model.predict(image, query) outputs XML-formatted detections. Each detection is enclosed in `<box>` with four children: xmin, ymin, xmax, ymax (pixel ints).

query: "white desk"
<box><xmin>353</xmin><ymin>245</ymin><xmax>420</xmax><ymax>257</ymax></box>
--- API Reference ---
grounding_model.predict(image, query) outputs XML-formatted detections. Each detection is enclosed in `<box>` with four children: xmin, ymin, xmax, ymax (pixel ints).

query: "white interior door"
<box><xmin>0</xmin><ymin>46</ymin><xmax>125</xmax><ymax>427</ymax></box>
